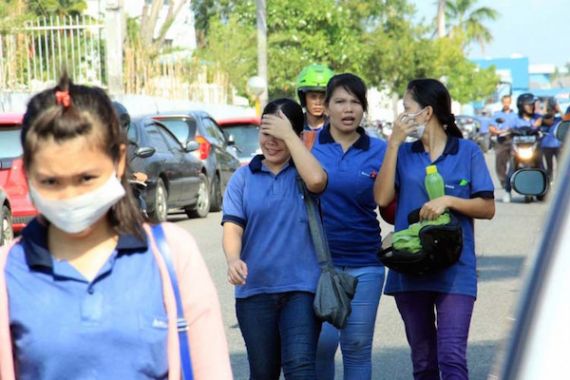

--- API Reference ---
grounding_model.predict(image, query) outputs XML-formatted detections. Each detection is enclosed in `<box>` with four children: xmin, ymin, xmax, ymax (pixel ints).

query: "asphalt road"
<box><xmin>167</xmin><ymin>150</ymin><xmax>552</xmax><ymax>380</ymax></box>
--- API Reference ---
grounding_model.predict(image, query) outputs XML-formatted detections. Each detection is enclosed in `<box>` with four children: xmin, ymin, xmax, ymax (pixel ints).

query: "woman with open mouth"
<box><xmin>311</xmin><ymin>73</ymin><xmax>388</xmax><ymax>380</ymax></box>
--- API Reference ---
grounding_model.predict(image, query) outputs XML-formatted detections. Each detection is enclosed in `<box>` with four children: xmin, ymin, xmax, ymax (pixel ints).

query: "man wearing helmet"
<box><xmin>514</xmin><ymin>93</ymin><xmax>542</xmax><ymax>128</ymax></box>
<box><xmin>500</xmin><ymin>93</ymin><xmax>543</xmax><ymax>202</ymax></box>
<box><xmin>296</xmin><ymin>64</ymin><xmax>334</xmax><ymax>131</ymax></box>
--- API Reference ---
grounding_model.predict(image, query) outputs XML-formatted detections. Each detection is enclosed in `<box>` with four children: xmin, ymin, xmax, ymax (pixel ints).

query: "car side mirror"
<box><xmin>510</xmin><ymin>168</ymin><xmax>548</xmax><ymax>196</ymax></box>
<box><xmin>555</xmin><ymin>120</ymin><xmax>570</xmax><ymax>143</ymax></box>
<box><xmin>135</xmin><ymin>146</ymin><xmax>156</xmax><ymax>158</ymax></box>
<box><xmin>184</xmin><ymin>140</ymin><xmax>200</xmax><ymax>152</ymax></box>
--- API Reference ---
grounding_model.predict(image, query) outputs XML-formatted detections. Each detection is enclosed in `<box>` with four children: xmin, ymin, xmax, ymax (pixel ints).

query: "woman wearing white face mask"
<box><xmin>374</xmin><ymin>79</ymin><xmax>495</xmax><ymax>380</ymax></box>
<box><xmin>0</xmin><ymin>73</ymin><xmax>232</xmax><ymax>380</ymax></box>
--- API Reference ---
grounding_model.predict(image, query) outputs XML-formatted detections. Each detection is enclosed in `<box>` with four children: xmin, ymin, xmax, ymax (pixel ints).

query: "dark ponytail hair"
<box><xmin>21</xmin><ymin>72</ymin><xmax>145</xmax><ymax>237</ymax></box>
<box><xmin>262</xmin><ymin>98</ymin><xmax>305</xmax><ymax>136</ymax></box>
<box><xmin>406</xmin><ymin>79</ymin><xmax>462</xmax><ymax>139</ymax></box>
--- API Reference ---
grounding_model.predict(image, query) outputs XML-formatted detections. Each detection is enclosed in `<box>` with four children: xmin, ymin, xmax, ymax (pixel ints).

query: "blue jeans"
<box><xmin>394</xmin><ymin>292</ymin><xmax>475</xmax><ymax>380</ymax></box>
<box><xmin>236</xmin><ymin>291</ymin><xmax>321</xmax><ymax>380</ymax></box>
<box><xmin>316</xmin><ymin>265</ymin><xmax>385</xmax><ymax>380</ymax></box>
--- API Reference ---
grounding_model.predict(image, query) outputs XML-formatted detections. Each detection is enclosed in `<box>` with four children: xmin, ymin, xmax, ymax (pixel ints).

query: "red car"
<box><xmin>0</xmin><ymin>113</ymin><xmax>37</xmax><ymax>233</ymax></box>
<box><xmin>216</xmin><ymin>116</ymin><xmax>261</xmax><ymax>166</ymax></box>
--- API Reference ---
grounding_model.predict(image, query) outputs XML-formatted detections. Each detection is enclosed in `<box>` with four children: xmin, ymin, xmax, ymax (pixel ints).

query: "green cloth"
<box><xmin>392</xmin><ymin>213</ymin><xmax>451</xmax><ymax>253</ymax></box>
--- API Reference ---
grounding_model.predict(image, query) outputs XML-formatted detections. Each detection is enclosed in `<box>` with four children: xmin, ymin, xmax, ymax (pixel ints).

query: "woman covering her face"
<box><xmin>375</xmin><ymin>78</ymin><xmax>495</xmax><ymax>380</ymax></box>
<box><xmin>222</xmin><ymin>98</ymin><xmax>327</xmax><ymax>379</ymax></box>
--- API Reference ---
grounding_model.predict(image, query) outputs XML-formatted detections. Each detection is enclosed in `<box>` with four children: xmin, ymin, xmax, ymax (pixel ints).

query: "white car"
<box><xmin>492</xmin><ymin>121</ymin><xmax>569</xmax><ymax>379</ymax></box>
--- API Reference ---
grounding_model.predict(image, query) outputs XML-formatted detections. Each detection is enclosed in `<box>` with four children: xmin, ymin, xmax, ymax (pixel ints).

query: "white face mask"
<box><xmin>404</xmin><ymin>108</ymin><xmax>427</xmax><ymax>140</ymax></box>
<box><xmin>408</xmin><ymin>123</ymin><xmax>426</xmax><ymax>140</ymax></box>
<box><xmin>29</xmin><ymin>173</ymin><xmax>126</xmax><ymax>234</ymax></box>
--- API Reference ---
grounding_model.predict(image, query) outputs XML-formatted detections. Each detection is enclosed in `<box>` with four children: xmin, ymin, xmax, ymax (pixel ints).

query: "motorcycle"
<box><xmin>456</xmin><ymin>115</ymin><xmax>489</xmax><ymax>152</ymax></box>
<box><xmin>507</xmin><ymin>126</ymin><xmax>546</xmax><ymax>202</ymax></box>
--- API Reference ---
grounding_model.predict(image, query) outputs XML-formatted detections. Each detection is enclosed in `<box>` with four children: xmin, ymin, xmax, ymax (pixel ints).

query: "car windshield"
<box><xmin>0</xmin><ymin>127</ymin><xmax>23</xmax><ymax>159</ymax></box>
<box><xmin>154</xmin><ymin>117</ymin><xmax>197</xmax><ymax>144</ymax></box>
<box><xmin>224</xmin><ymin>125</ymin><xmax>260</xmax><ymax>159</ymax></box>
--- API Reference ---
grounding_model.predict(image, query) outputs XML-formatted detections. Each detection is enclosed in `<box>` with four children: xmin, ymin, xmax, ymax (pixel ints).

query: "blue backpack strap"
<box><xmin>151</xmin><ymin>224</ymin><xmax>194</xmax><ymax>380</ymax></box>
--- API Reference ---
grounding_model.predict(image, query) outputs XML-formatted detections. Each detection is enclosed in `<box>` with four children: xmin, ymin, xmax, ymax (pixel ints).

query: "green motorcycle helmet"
<box><xmin>296</xmin><ymin>64</ymin><xmax>334</xmax><ymax>107</ymax></box>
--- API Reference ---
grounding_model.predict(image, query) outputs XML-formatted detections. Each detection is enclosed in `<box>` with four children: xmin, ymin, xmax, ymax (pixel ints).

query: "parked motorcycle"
<box><xmin>456</xmin><ymin>115</ymin><xmax>488</xmax><ymax>152</ymax></box>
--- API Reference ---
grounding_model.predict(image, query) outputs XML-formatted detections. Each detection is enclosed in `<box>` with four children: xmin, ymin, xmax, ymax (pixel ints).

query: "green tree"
<box><xmin>28</xmin><ymin>0</ymin><xmax>87</xmax><ymax>18</ymax></box>
<box><xmin>196</xmin><ymin>0</ymin><xmax>498</xmax><ymax>103</ymax></box>
<box><xmin>445</xmin><ymin>0</ymin><xmax>499</xmax><ymax>52</ymax></box>
<box><xmin>0</xmin><ymin>0</ymin><xmax>28</xmax><ymax>34</ymax></box>
<box><xmin>195</xmin><ymin>13</ymin><xmax>257</xmax><ymax>96</ymax></box>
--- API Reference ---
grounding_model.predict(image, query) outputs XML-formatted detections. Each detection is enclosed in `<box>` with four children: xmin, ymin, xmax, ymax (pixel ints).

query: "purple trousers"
<box><xmin>394</xmin><ymin>292</ymin><xmax>475</xmax><ymax>380</ymax></box>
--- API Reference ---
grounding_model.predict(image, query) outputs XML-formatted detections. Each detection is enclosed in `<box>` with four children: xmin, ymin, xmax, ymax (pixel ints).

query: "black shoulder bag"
<box><xmin>297</xmin><ymin>177</ymin><xmax>358</xmax><ymax>329</ymax></box>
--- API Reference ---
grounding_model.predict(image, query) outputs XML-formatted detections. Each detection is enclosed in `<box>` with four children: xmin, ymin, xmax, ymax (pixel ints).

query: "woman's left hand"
<box><xmin>260</xmin><ymin>111</ymin><xmax>296</xmax><ymax>142</ymax></box>
<box><xmin>420</xmin><ymin>196</ymin><xmax>450</xmax><ymax>220</ymax></box>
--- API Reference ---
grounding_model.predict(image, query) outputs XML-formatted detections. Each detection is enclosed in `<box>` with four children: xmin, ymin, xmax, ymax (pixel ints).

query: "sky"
<box><xmin>413</xmin><ymin>0</ymin><xmax>570</xmax><ymax>68</ymax></box>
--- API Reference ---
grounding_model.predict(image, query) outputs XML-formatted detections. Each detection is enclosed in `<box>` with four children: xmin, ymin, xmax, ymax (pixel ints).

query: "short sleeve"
<box><xmin>470</xmin><ymin>145</ymin><xmax>495</xmax><ymax>199</ymax></box>
<box><xmin>221</xmin><ymin>168</ymin><xmax>247</xmax><ymax>227</ymax></box>
<box><xmin>394</xmin><ymin>144</ymin><xmax>405</xmax><ymax>191</ymax></box>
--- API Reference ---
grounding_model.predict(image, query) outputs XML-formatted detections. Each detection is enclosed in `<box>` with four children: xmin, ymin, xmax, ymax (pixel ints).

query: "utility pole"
<box><xmin>105</xmin><ymin>0</ymin><xmax>124</xmax><ymax>94</ymax></box>
<box><xmin>437</xmin><ymin>0</ymin><xmax>446</xmax><ymax>38</ymax></box>
<box><xmin>255</xmin><ymin>0</ymin><xmax>268</xmax><ymax>108</ymax></box>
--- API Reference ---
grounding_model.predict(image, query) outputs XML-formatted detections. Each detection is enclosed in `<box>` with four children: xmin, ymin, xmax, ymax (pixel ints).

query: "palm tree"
<box><xmin>437</xmin><ymin>0</ymin><xmax>446</xmax><ymax>38</ymax></box>
<box><xmin>445</xmin><ymin>0</ymin><xmax>499</xmax><ymax>52</ymax></box>
<box><xmin>27</xmin><ymin>0</ymin><xmax>87</xmax><ymax>18</ymax></box>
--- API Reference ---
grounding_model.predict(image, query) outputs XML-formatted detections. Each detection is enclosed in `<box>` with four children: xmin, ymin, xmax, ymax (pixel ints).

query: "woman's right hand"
<box><xmin>391</xmin><ymin>112</ymin><xmax>419</xmax><ymax>145</ymax></box>
<box><xmin>227</xmin><ymin>258</ymin><xmax>248</xmax><ymax>285</ymax></box>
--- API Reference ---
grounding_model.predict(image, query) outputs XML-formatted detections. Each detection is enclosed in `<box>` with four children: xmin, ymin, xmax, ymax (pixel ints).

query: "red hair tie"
<box><xmin>55</xmin><ymin>90</ymin><xmax>72</xmax><ymax>108</ymax></box>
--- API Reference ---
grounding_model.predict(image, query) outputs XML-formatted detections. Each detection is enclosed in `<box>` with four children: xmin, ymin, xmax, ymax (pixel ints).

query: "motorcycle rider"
<box><xmin>501</xmin><ymin>93</ymin><xmax>543</xmax><ymax>202</ymax></box>
<box><xmin>514</xmin><ymin>93</ymin><xmax>542</xmax><ymax>129</ymax></box>
<box><xmin>112</xmin><ymin>101</ymin><xmax>148</xmax><ymax>216</ymax></box>
<box><xmin>296</xmin><ymin>64</ymin><xmax>334</xmax><ymax>132</ymax></box>
<box><xmin>540</xmin><ymin>98</ymin><xmax>562</xmax><ymax>183</ymax></box>
<box><xmin>490</xmin><ymin>95</ymin><xmax>517</xmax><ymax>203</ymax></box>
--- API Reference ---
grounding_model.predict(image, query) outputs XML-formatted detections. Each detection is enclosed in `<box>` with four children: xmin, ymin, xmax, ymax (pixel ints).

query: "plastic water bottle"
<box><xmin>425</xmin><ymin>165</ymin><xmax>445</xmax><ymax>200</ymax></box>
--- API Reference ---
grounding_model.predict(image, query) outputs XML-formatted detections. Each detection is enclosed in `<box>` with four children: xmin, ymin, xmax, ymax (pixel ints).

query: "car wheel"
<box><xmin>209</xmin><ymin>174</ymin><xmax>222</xmax><ymax>212</ymax></box>
<box><xmin>186</xmin><ymin>173</ymin><xmax>210</xmax><ymax>218</ymax></box>
<box><xmin>149</xmin><ymin>178</ymin><xmax>168</xmax><ymax>223</ymax></box>
<box><xmin>1</xmin><ymin>205</ymin><xmax>14</xmax><ymax>246</ymax></box>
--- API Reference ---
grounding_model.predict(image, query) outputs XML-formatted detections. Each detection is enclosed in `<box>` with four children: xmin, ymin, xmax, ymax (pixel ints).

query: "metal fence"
<box><xmin>0</xmin><ymin>15</ymin><xmax>104</xmax><ymax>90</ymax></box>
<box><xmin>0</xmin><ymin>15</ymin><xmax>230</xmax><ymax>104</ymax></box>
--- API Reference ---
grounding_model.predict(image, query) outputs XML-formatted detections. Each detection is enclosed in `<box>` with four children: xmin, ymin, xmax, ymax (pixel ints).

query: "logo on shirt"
<box><xmin>152</xmin><ymin>317</ymin><xmax>169</xmax><ymax>329</ymax></box>
<box><xmin>360</xmin><ymin>170</ymin><xmax>377</xmax><ymax>179</ymax></box>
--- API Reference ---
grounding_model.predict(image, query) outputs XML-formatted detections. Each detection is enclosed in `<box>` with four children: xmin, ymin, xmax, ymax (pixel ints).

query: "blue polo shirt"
<box><xmin>5</xmin><ymin>219</ymin><xmax>168</xmax><ymax>380</ymax></box>
<box><xmin>542</xmin><ymin>118</ymin><xmax>562</xmax><ymax>148</ymax></box>
<box><xmin>312</xmin><ymin>125</ymin><xmax>387</xmax><ymax>267</ymax></box>
<box><xmin>222</xmin><ymin>155</ymin><xmax>320</xmax><ymax>298</ymax></box>
<box><xmin>384</xmin><ymin>137</ymin><xmax>494</xmax><ymax>297</ymax></box>
<box><xmin>514</xmin><ymin>113</ymin><xmax>541</xmax><ymax>128</ymax></box>
<box><xmin>476</xmin><ymin>116</ymin><xmax>491</xmax><ymax>134</ymax></box>
<box><xmin>492</xmin><ymin>109</ymin><xmax>517</xmax><ymax>131</ymax></box>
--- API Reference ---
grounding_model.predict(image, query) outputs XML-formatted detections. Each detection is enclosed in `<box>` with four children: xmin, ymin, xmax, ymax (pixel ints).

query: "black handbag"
<box><xmin>297</xmin><ymin>178</ymin><xmax>358</xmax><ymax>329</ymax></box>
<box><xmin>378</xmin><ymin>209</ymin><xmax>463</xmax><ymax>276</ymax></box>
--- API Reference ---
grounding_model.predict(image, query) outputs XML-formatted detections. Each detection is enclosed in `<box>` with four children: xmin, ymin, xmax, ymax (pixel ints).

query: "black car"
<box><xmin>152</xmin><ymin>111</ymin><xmax>241</xmax><ymax>212</ymax></box>
<box><xmin>126</xmin><ymin>116</ymin><xmax>209</xmax><ymax>222</ymax></box>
